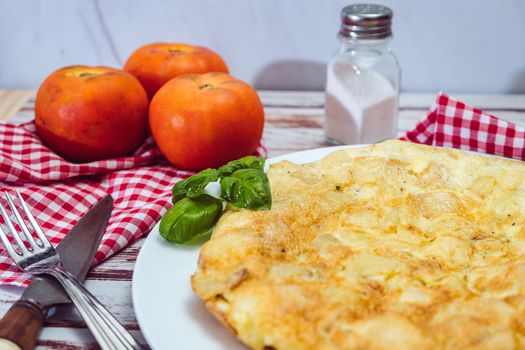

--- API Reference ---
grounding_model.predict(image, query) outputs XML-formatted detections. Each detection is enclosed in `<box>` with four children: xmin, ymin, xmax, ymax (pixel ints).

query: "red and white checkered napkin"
<box><xmin>401</xmin><ymin>92</ymin><xmax>525</xmax><ymax>159</ymax></box>
<box><xmin>0</xmin><ymin>121</ymin><xmax>267</xmax><ymax>287</ymax></box>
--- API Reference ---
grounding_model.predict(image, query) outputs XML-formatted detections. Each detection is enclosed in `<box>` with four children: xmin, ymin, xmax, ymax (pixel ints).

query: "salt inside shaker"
<box><xmin>325</xmin><ymin>4</ymin><xmax>400</xmax><ymax>145</ymax></box>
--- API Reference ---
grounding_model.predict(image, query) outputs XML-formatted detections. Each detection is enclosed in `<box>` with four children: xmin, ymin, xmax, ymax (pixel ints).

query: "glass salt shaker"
<box><xmin>324</xmin><ymin>4</ymin><xmax>401</xmax><ymax>145</ymax></box>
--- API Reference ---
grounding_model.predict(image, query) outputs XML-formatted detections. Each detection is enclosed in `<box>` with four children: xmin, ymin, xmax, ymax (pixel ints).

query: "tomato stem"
<box><xmin>79</xmin><ymin>72</ymin><xmax>97</xmax><ymax>78</ymax></box>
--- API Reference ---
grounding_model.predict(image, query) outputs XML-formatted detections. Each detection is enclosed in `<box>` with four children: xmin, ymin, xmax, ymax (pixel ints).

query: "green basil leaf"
<box><xmin>159</xmin><ymin>194</ymin><xmax>223</xmax><ymax>243</ymax></box>
<box><xmin>172</xmin><ymin>169</ymin><xmax>219</xmax><ymax>203</ymax></box>
<box><xmin>220</xmin><ymin>168</ymin><xmax>272</xmax><ymax>210</ymax></box>
<box><xmin>218</xmin><ymin>156</ymin><xmax>264</xmax><ymax>177</ymax></box>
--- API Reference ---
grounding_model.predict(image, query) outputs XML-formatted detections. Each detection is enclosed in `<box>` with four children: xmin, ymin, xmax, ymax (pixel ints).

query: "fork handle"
<box><xmin>0</xmin><ymin>300</ymin><xmax>44</xmax><ymax>350</ymax></box>
<box><xmin>45</xmin><ymin>268</ymin><xmax>142</xmax><ymax>350</ymax></box>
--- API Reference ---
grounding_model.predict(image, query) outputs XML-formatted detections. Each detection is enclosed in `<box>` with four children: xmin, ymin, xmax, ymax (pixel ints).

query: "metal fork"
<box><xmin>0</xmin><ymin>191</ymin><xmax>141</xmax><ymax>350</ymax></box>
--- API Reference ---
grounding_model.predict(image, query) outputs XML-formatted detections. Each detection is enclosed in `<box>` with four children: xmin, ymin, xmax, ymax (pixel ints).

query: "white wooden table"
<box><xmin>0</xmin><ymin>90</ymin><xmax>525</xmax><ymax>348</ymax></box>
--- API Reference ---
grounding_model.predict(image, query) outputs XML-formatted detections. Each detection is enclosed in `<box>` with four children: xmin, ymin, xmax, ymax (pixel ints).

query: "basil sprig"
<box><xmin>159</xmin><ymin>156</ymin><xmax>271</xmax><ymax>244</ymax></box>
<box><xmin>218</xmin><ymin>156</ymin><xmax>264</xmax><ymax>176</ymax></box>
<box><xmin>220</xmin><ymin>169</ymin><xmax>271</xmax><ymax>210</ymax></box>
<box><xmin>172</xmin><ymin>168</ymin><xmax>219</xmax><ymax>202</ymax></box>
<box><xmin>159</xmin><ymin>195</ymin><xmax>223</xmax><ymax>243</ymax></box>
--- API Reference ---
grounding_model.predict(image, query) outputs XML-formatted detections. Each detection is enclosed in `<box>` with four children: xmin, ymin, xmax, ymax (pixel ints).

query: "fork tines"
<box><xmin>0</xmin><ymin>190</ymin><xmax>51</xmax><ymax>257</ymax></box>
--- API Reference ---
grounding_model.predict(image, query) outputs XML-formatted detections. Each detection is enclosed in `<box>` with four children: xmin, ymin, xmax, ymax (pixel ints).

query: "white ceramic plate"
<box><xmin>132</xmin><ymin>145</ymin><xmax>355</xmax><ymax>350</ymax></box>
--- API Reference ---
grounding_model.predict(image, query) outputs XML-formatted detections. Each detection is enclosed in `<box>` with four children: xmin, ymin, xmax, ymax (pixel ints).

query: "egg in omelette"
<box><xmin>192</xmin><ymin>140</ymin><xmax>525</xmax><ymax>350</ymax></box>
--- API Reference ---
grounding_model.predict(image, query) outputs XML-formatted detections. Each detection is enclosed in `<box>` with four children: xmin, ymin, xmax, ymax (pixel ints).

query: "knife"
<box><xmin>0</xmin><ymin>195</ymin><xmax>113</xmax><ymax>350</ymax></box>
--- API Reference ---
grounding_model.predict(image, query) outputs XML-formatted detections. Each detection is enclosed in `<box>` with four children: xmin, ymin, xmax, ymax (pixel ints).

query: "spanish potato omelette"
<box><xmin>192</xmin><ymin>140</ymin><xmax>525</xmax><ymax>350</ymax></box>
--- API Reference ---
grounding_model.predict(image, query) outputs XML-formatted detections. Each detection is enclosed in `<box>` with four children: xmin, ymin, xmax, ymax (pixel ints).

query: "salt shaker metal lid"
<box><xmin>339</xmin><ymin>4</ymin><xmax>393</xmax><ymax>39</ymax></box>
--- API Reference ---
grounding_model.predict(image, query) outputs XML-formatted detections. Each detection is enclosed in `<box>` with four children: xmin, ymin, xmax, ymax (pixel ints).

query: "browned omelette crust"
<box><xmin>192</xmin><ymin>140</ymin><xmax>525</xmax><ymax>350</ymax></box>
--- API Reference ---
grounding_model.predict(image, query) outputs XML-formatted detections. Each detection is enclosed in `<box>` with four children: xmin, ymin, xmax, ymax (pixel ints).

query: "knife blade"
<box><xmin>0</xmin><ymin>195</ymin><xmax>113</xmax><ymax>350</ymax></box>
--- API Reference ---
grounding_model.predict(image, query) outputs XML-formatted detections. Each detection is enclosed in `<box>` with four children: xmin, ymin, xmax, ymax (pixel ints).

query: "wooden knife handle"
<box><xmin>0</xmin><ymin>300</ymin><xmax>44</xmax><ymax>350</ymax></box>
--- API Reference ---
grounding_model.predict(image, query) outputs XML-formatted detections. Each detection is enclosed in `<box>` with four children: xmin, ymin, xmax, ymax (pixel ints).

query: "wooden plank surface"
<box><xmin>258</xmin><ymin>91</ymin><xmax>525</xmax><ymax>111</ymax></box>
<box><xmin>0</xmin><ymin>90</ymin><xmax>525</xmax><ymax>349</ymax></box>
<box><xmin>0</xmin><ymin>90</ymin><xmax>34</xmax><ymax>121</ymax></box>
